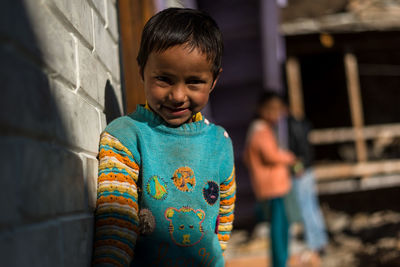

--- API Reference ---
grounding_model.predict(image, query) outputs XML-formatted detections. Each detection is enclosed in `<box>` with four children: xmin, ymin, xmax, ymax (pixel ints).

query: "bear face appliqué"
<box><xmin>164</xmin><ymin>207</ymin><xmax>205</xmax><ymax>247</ymax></box>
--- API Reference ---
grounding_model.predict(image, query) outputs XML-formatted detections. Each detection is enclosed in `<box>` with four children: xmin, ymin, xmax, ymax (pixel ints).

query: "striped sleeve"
<box><xmin>218</xmin><ymin>166</ymin><xmax>236</xmax><ymax>251</ymax></box>
<box><xmin>92</xmin><ymin>132</ymin><xmax>140</xmax><ymax>267</ymax></box>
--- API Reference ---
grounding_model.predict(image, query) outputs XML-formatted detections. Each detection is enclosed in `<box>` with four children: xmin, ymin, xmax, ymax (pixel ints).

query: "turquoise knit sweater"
<box><xmin>93</xmin><ymin>105</ymin><xmax>236</xmax><ymax>267</ymax></box>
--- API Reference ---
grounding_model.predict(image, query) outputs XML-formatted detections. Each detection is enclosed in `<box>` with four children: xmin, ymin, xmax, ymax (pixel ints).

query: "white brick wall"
<box><xmin>0</xmin><ymin>0</ymin><xmax>122</xmax><ymax>266</ymax></box>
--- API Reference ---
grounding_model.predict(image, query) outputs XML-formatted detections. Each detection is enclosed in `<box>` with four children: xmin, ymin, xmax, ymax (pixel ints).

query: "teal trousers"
<box><xmin>269</xmin><ymin>197</ymin><xmax>289</xmax><ymax>267</ymax></box>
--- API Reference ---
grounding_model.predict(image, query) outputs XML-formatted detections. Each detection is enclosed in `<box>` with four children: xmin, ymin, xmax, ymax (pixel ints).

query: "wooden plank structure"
<box><xmin>344</xmin><ymin>53</ymin><xmax>368</xmax><ymax>163</ymax></box>
<box><xmin>284</xmin><ymin>26</ymin><xmax>400</xmax><ymax>187</ymax></box>
<box><xmin>286</xmin><ymin>57</ymin><xmax>305</xmax><ymax>120</ymax></box>
<box><xmin>286</xmin><ymin>51</ymin><xmax>400</xmax><ymax>182</ymax></box>
<box><xmin>118</xmin><ymin>0</ymin><xmax>155</xmax><ymax>114</ymax></box>
<box><xmin>314</xmin><ymin>160</ymin><xmax>400</xmax><ymax>180</ymax></box>
<box><xmin>309</xmin><ymin>124</ymin><xmax>400</xmax><ymax>144</ymax></box>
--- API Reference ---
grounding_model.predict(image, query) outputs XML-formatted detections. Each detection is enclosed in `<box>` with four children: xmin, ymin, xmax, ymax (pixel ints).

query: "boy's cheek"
<box><xmin>146</xmin><ymin>88</ymin><xmax>166</xmax><ymax>103</ymax></box>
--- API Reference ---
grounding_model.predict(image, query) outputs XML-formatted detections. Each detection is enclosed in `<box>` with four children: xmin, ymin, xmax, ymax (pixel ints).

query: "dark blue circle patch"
<box><xmin>203</xmin><ymin>181</ymin><xmax>219</xmax><ymax>205</ymax></box>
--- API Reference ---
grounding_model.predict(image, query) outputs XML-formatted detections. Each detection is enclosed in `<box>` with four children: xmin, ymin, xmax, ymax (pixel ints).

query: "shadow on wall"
<box><xmin>0</xmin><ymin>2</ymin><xmax>90</xmax><ymax>266</ymax></box>
<box><xmin>104</xmin><ymin>79</ymin><xmax>122</xmax><ymax>124</ymax></box>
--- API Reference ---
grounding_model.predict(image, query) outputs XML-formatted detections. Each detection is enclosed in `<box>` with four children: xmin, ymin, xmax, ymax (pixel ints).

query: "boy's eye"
<box><xmin>155</xmin><ymin>76</ymin><xmax>172</xmax><ymax>84</ymax></box>
<box><xmin>187</xmin><ymin>79</ymin><xmax>205</xmax><ymax>85</ymax></box>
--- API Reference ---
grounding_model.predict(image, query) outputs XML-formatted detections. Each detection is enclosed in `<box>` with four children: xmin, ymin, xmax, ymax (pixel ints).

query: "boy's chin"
<box><xmin>162</xmin><ymin>115</ymin><xmax>193</xmax><ymax>127</ymax></box>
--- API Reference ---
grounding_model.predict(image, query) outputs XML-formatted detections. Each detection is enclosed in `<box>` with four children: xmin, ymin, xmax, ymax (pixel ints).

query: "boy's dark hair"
<box><xmin>137</xmin><ymin>8</ymin><xmax>223</xmax><ymax>79</ymax></box>
<box><xmin>256</xmin><ymin>90</ymin><xmax>283</xmax><ymax>108</ymax></box>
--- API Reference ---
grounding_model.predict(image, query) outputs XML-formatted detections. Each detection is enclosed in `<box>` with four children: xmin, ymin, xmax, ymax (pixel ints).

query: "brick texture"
<box><xmin>0</xmin><ymin>0</ymin><xmax>122</xmax><ymax>266</ymax></box>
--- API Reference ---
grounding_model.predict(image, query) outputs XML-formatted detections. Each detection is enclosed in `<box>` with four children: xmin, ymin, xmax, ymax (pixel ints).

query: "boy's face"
<box><xmin>259</xmin><ymin>98</ymin><xmax>284</xmax><ymax>125</ymax></box>
<box><xmin>141</xmin><ymin>44</ymin><xmax>220</xmax><ymax>126</ymax></box>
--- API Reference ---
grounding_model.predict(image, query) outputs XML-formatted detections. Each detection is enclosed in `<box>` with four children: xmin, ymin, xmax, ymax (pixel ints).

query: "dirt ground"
<box><xmin>225</xmin><ymin>188</ymin><xmax>400</xmax><ymax>267</ymax></box>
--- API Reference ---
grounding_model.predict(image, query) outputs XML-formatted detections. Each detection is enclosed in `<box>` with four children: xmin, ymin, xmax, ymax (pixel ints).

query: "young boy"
<box><xmin>244</xmin><ymin>92</ymin><xmax>296</xmax><ymax>267</ymax></box>
<box><xmin>92</xmin><ymin>8</ymin><xmax>236</xmax><ymax>267</ymax></box>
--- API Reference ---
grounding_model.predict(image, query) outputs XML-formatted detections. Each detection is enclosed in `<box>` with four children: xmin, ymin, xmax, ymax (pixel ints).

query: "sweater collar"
<box><xmin>144</xmin><ymin>101</ymin><xmax>203</xmax><ymax>122</ymax></box>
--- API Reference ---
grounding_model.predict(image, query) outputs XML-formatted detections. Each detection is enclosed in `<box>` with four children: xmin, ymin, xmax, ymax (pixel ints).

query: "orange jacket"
<box><xmin>244</xmin><ymin>120</ymin><xmax>294</xmax><ymax>200</ymax></box>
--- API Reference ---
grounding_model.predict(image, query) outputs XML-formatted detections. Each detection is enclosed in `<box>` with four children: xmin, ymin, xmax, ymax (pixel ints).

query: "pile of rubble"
<box><xmin>322</xmin><ymin>206</ymin><xmax>400</xmax><ymax>267</ymax></box>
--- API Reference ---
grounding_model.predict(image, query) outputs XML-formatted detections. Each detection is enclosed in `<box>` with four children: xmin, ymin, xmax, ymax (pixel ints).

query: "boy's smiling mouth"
<box><xmin>162</xmin><ymin>105</ymin><xmax>190</xmax><ymax>116</ymax></box>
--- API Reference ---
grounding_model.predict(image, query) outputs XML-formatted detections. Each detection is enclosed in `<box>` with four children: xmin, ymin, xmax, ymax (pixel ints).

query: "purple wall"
<box><xmin>197</xmin><ymin>0</ymin><xmax>285</xmax><ymax>228</ymax></box>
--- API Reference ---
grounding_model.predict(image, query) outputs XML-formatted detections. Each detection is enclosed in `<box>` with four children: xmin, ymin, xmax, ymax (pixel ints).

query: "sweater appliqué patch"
<box><xmin>202</xmin><ymin>181</ymin><xmax>219</xmax><ymax>206</ymax></box>
<box><xmin>139</xmin><ymin>208</ymin><xmax>156</xmax><ymax>235</ymax></box>
<box><xmin>171</xmin><ymin>167</ymin><xmax>196</xmax><ymax>192</ymax></box>
<box><xmin>146</xmin><ymin>175</ymin><xmax>168</xmax><ymax>200</ymax></box>
<box><xmin>223</xmin><ymin>131</ymin><xmax>229</xmax><ymax>138</ymax></box>
<box><xmin>165</xmin><ymin>206</ymin><xmax>205</xmax><ymax>247</ymax></box>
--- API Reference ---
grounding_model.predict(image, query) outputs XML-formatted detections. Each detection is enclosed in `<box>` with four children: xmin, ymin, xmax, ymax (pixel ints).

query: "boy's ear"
<box><xmin>165</xmin><ymin>208</ymin><xmax>175</xmax><ymax>219</ymax></box>
<box><xmin>139</xmin><ymin>67</ymin><xmax>144</xmax><ymax>82</ymax></box>
<box><xmin>196</xmin><ymin>210</ymin><xmax>205</xmax><ymax>221</ymax></box>
<box><xmin>210</xmin><ymin>68</ymin><xmax>223</xmax><ymax>92</ymax></box>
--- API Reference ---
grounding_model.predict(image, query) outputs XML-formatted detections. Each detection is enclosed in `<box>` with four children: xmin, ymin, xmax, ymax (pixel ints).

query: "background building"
<box><xmin>281</xmin><ymin>0</ymin><xmax>400</xmax><ymax>193</ymax></box>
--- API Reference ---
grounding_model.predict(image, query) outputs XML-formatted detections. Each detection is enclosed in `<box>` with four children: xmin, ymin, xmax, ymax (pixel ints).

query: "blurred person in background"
<box><xmin>244</xmin><ymin>91</ymin><xmax>297</xmax><ymax>267</ymax></box>
<box><xmin>287</xmin><ymin>106</ymin><xmax>328</xmax><ymax>266</ymax></box>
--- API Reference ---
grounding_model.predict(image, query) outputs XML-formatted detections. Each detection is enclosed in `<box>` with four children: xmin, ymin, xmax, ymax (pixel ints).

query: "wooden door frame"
<box><xmin>118</xmin><ymin>0</ymin><xmax>155</xmax><ymax>114</ymax></box>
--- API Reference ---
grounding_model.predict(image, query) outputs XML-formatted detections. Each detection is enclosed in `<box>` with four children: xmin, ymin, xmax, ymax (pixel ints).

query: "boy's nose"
<box><xmin>169</xmin><ymin>84</ymin><xmax>187</xmax><ymax>104</ymax></box>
